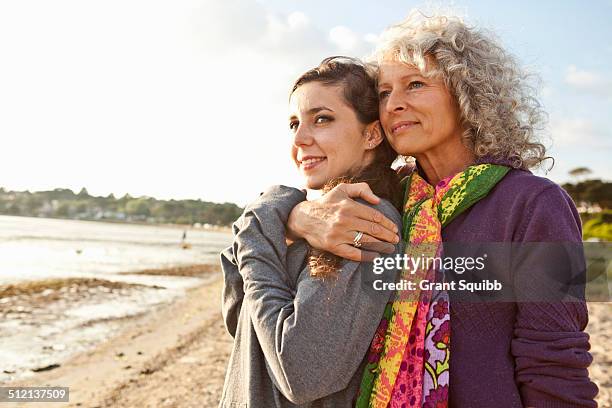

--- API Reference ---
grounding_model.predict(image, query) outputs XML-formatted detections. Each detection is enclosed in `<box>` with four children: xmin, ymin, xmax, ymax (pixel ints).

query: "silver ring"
<box><xmin>353</xmin><ymin>231</ymin><xmax>364</xmax><ymax>248</ymax></box>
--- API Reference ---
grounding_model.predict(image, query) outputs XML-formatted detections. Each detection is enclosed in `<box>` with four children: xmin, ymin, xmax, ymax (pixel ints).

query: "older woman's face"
<box><xmin>378</xmin><ymin>60</ymin><xmax>463</xmax><ymax>156</ymax></box>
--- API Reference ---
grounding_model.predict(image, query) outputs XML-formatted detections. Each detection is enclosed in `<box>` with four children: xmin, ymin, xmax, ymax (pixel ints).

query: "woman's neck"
<box><xmin>414</xmin><ymin>140</ymin><xmax>475</xmax><ymax>186</ymax></box>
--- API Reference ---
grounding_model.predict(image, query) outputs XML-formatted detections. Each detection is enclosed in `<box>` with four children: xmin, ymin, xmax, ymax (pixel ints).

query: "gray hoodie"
<box><xmin>219</xmin><ymin>185</ymin><xmax>403</xmax><ymax>408</ymax></box>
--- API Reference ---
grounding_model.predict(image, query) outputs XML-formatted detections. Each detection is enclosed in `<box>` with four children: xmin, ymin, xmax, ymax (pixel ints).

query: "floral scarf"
<box><xmin>356</xmin><ymin>164</ymin><xmax>510</xmax><ymax>408</ymax></box>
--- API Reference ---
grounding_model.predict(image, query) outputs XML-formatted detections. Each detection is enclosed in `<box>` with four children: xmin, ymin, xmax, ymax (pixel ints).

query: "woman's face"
<box><xmin>378</xmin><ymin>60</ymin><xmax>464</xmax><ymax>156</ymax></box>
<box><xmin>289</xmin><ymin>82</ymin><xmax>371</xmax><ymax>190</ymax></box>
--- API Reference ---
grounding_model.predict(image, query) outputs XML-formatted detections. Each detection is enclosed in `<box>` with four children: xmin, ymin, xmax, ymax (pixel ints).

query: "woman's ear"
<box><xmin>364</xmin><ymin>120</ymin><xmax>384</xmax><ymax>150</ymax></box>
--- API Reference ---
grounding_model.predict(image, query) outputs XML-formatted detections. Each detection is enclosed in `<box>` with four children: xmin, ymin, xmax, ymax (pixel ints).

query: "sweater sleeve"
<box><xmin>234</xmin><ymin>185</ymin><xmax>403</xmax><ymax>405</ymax></box>
<box><xmin>220</xmin><ymin>211</ymin><xmax>249</xmax><ymax>338</ymax></box>
<box><xmin>220</xmin><ymin>244</ymin><xmax>243</xmax><ymax>338</ymax></box>
<box><xmin>511</xmin><ymin>184</ymin><xmax>599</xmax><ymax>408</ymax></box>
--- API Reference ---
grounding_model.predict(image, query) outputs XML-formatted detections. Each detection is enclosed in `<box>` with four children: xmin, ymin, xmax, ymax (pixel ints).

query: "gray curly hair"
<box><xmin>369</xmin><ymin>11</ymin><xmax>549</xmax><ymax>169</ymax></box>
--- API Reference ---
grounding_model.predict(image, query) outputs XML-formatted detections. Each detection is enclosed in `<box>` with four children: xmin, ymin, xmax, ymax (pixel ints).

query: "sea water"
<box><xmin>0</xmin><ymin>215</ymin><xmax>232</xmax><ymax>284</ymax></box>
<box><xmin>0</xmin><ymin>215</ymin><xmax>232</xmax><ymax>383</ymax></box>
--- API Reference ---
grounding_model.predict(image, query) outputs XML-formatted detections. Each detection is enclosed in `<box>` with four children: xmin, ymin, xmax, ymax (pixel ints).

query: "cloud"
<box><xmin>549</xmin><ymin>117</ymin><xmax>612</xmax><ymax>149</ymax></box>
<box><xmin>0</xmin><ymin>0</ymin><xmax>386</xmax><ymax>205</ymax></box>
<box><xmin>544</xmin><ymin>116</ymin><xmax>612</xmax><ymax>183</ymax></box>
<box><xmin>191</xmin><ymin>2</ymin><xmax>375</xmax><ymax>65</ymax></box>
<box><xmin>564</xmin><ymin>65</ymin><xmax>612</xmax><ymax>97</ymax></box>
<box><xmin>328</xmin><ymin>26</ymin><xmax>359</xmax><ymax>51</ymax></box>
<box><xmin>287</xmin><ymin>11</ymin><xmax>309</xmax><ymax>30</ymax></box>
<box><xmin>328</xmin><ymin>26</ymin><xmax>381</xmax><ymax>56</ymax></box>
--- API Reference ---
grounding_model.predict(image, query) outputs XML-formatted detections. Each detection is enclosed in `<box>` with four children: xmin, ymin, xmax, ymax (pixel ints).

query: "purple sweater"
<box><xmin>441</xmin><ymin>168</ymin><xmax>598</xmax><ymax>407</ymax></box>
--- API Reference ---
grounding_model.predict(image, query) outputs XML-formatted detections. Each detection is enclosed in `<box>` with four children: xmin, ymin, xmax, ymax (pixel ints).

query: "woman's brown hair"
<box><xmin>290</xmin><ymin>56</ymin><xmax>402</xmax><ymax>278</ymax></box>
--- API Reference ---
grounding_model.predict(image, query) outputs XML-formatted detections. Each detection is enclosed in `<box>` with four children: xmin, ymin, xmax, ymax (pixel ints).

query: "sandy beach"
<box><xmin>4</xmin><ymin>272</ymin><xmax>230</xmax><ymax>408</ymax></box>
<box><xmin>5</xmin><ymin>274</ymin><xmax>611</xmax><ymax>408</ymax></box>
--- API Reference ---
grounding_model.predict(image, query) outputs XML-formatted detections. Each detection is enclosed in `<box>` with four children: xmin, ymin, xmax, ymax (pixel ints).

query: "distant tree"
<box><xmin>562</xmin><ymin>179</ymin><xmax>612</xmax><ymax>209</ymax></box>
<box><xmin>77</xmin><ymin>187</ymin><xmax>89</xmax><ymax>198</ymax></box>
<box><xmin>24</xmin><ymin>195</ymin><xmax>44</xmax><ymax>213</ymax></box>
<box><xmin>0</xmin><ymin>186</ymin><xmax>242</xmax><ymax>226</ymax></box>
<box><xmin>6</xmin><ymin>203</ymin><xmax>21</xmax><ymax>215</ymax></box>
<box><xmin>56</xmin><ymin>203</ymin><xmax>71</xmax><ymax>217</ymax></box>
<box><xmin>584</xmin><ymin>181</ymin><xmax>612</xmax><ymax>209</ymax></box>
<box><xmin>562</xmin><ymin>183</ymin><xmax>576</xmax><ymax>199</ymax></box>
<box><xmin>568</xmin><ymin>167</ymin><xmax>592</xmax><ymax>181</ymax></box>
<box><xmin>75</xmin><ymin>201</ymin><xmax>88</xmax><ymax>214</ymax></box>
<box><xmin>126</xmin><ymin>198</ymin><xmax>151</xmax><ymax>217</ymax></box>
<box><xmin>47</xmin><ymin>188</ymin><xmax>76</xmax><ymax>200</ymax></box>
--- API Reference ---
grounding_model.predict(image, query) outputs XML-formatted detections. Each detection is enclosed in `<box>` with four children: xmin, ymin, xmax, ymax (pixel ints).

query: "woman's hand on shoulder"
<box><xmin>286</xmin><ymin>182</ymin><xmax>400</xmax><ymax>262</ymax></box>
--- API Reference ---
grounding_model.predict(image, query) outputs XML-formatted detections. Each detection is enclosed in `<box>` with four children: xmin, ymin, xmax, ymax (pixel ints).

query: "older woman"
<box><xmin>286</xmin><ymin>12</ymin><xmax>598</xmax><ymax>408</ymax></box>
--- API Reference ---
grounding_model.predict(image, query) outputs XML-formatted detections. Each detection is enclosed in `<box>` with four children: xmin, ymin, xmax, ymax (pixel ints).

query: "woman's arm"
<box><xmin>511</xmin><ymin>184</ymin><xmax>598</xmax><ymax>408</ymax></box>
<box><xmin>286</xmin><ymin>182</ymin><xmax>400</xmax><ymax>261</ymax></box>
<box><xmin>234</xmin><ymin>185</ymin><xmax>403</xmax><ymax>404</ymax></box>
<box><xmin>220</xmin><ymin>182</ymin><xmax>399</xmax><ymax>338</ymax></box>
<box><xmin>220</xmin><ymin>242</ymin><xmax>243</xmax><ymax>338</ymax></box>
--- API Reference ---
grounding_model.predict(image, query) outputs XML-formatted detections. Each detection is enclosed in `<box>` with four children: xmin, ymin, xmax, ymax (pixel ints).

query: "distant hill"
<box><xmin>0</xmin><ymin>187</ymin><xmax>243</xmax><ymax>227</ymax></box>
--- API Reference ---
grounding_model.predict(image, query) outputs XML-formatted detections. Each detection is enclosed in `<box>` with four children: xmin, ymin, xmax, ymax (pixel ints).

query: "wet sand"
<box><xmin>6</xmin><ymin>276</ymin><xmax>230</xmax><ymax>408</ymax></box>
<box><xmin>0</xmin><ymin>265</ymin><xmax>218</xmax><ymax>385</ymax></box>
<box><xmin>6</xmin><ymin>275</ymin><xmax>611</xmax><ymax>408</ymax></box>
<box><xmin>121</xmin><ymin>264</ymin><xmax>220</xmax><ymax>277</ymax></box>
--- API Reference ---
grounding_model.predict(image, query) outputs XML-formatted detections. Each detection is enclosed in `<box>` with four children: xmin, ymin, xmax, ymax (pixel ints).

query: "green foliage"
<box><xmin>568</xmin><ymin>167</ymin><xmax>592</xmax><ymax>177</ymax></box>
<box><xmin>583</xmin><ymin>211</ymin><xmax>612</xmax><ymax>242</ymax></box>
<box><xmin>56</xmin><ymin>202</ymin><xmax>71</xmax><ymax>217</ymax></box>
<box><xmin>77</xmin><ymin>187</ymin><xmax>89</xmax><ymax>198</ymax></box>
<box><xmin>0</xmin><ymin>186</ymin><xmax>242</xmax><ymax>227</ymax></box>
<box><xmin>561</xmin><ymin>179</ymin><xmax>612</xmax><ymax>209</ymax></box>
<box><xmin>126</xmin><ymin>198</ymin><xmax>152</xmax><ymax>217</ymax></box>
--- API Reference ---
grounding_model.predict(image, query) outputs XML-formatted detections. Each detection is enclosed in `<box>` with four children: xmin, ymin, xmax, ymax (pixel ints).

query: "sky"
<box><xmin>0</xmin><ymin>0</ymin><xmax>610</xmax><ymax>206</ymax></box>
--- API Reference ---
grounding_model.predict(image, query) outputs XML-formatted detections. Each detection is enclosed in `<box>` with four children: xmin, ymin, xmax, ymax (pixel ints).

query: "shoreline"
<box><xmin>0</xmin><ymin>213</ymin><xmax>232</xmax><ymax>233</ymax></box>
<box><xmin>4</xmin><ymin>275</ymin><xmax>610</xmax><ymax>407</ymax></box>
<box><xmin>7</xmin><ymin>276</ymin><xmax>231</xmax><ymax>408</ymax></box>
<box><xmin>0</xmin><ymin>264</ymin><xmax>221</xmax><ymax>386</ymax></box>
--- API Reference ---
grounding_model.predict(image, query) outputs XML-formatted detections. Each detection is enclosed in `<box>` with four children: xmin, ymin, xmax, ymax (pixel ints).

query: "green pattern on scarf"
<box><xmin>355</xmin><ymin>164</ymin><xmax>510</xmax><ymax>407</ymax></box>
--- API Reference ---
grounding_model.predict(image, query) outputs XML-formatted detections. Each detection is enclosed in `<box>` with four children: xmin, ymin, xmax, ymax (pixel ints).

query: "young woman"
<box><xmin>218</xmin><ymin>57</ymin><xmax>404</xmax><ymax>407</ymax></box>
<box><xmin>286</xmin><ymin>12</ymin><xmax>598</xmax><ymax>408</ymax></box>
